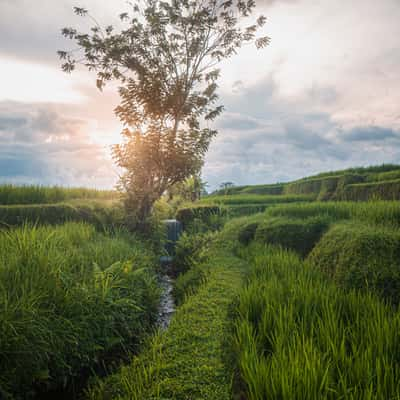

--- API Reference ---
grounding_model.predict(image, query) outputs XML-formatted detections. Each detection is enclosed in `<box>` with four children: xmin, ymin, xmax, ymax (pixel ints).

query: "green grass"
<box><xmin>308</xmin><ymin>222</ymin><xmax>400</xmax><ymax>304</ymax></box>
<box><xmin>339</xmin><ymin>179</ymin><xmax>400</xmax><ymax>201</ymax></box>
<box><xmin>231</xmin><ymin>244</ymin><xmax>400</xmax><ymax>400</ymax></box>
<box><xmin>265</xmin><ymin>200</ymin><xmax>400</xmax><ymax>227</ymax></box>
<box><xmin>366</xmin><ymin>169</ymin><xmax>400</xmax><ymax>182</ymax></box>
<box><xmin>254</xmin><ymin>216</ymin><xmax>330</xmax><ymax>257</ymax></box>
<box><xmin>287</xmin><ymin>163</ymin><xmax>400</xmax><ymax>181</ymax></box>
<box><xmin>0</xmin><ymin>200</ymin><xmax>125</xmax><ymax>229</ymax></box>
<box><xmin>214</xmin><ymin>183</ymin><xmax>285</xmax><ymax>196</ymax></box>
<box><xmin>86</xmin><ymin>241</ymin><xmax>247</xmax><ymax>400</ymax></box>
<box><xmin>0</xmin><ymin>184</ymin><xmax>117</xmax><ymax>205</ymax></box>
<box><xmin>201</xmin><ymin>193</ymin><xmax>315</xmax><ymax>205</ymax></box>
<box><xmin>0</xmin><ymin>223</ymin><xmax>159</xmax><ymax>399</ymax></box>
<box><xmin>209</xmin><ymin>164</ymin><xmax>400</xmax><ymax>200</ymax></box>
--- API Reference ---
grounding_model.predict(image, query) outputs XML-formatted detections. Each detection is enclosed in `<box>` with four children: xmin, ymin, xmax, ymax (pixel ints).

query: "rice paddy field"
<box><xmin>0</xmin><ymin>184</ymin><xmax>117</xmax><ymax>205</ymax></box>
<box><xmin>2</xmin><ymin>166</ymin><xmax>400</xmax><ymax>399</ymax></box>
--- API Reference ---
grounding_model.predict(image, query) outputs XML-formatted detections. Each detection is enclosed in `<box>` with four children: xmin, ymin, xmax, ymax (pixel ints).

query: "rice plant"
<box><xmin>265</xmin><ymin>200</ymin><xmax>400</xmax><ymax>227</ymax></box>
<box><xmin>231</xmin><ymin>244</ymin><xmax>400</xmax><ymax>399</ymax></box>
<box><xmin>0</xmin><ymin>184</ymin><xmax>117</xmax><ymax>205</ymax></box>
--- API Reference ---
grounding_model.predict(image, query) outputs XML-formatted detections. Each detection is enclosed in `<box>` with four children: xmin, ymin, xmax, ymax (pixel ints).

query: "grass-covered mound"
<box><xmin>254</xmin><ymin>216</ymin><xmax>330</xmax><ymax>256</ymax></box>
<box><xmin>308</xmin><ymin>223</ymin><xmax>400</xmax><ymax>304</ymax></box>
<box><xmin>0</xmin><ymin>223</ymin><xmax>159</xmax><ymax>399</ymax></box>
<box><xmin>230</xmin><ymin>244</ymin><xmax>400</xmax><ymax>400</ymax></box>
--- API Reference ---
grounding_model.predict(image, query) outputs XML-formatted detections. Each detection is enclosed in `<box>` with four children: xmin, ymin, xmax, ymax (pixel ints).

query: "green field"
<box><xmin>212</xmin><ymin>164</ymin><xmax>400</xmax><ymax>201</ymax></box>
<box><xmin>2</xmin><ymin>166</ymin><xmax>400</xmax><ymax>399</ymax></box>
<box><xmin>0</xmin><ymin>184</ymin><xmax>117</xmax><ymax>205</ymax></box>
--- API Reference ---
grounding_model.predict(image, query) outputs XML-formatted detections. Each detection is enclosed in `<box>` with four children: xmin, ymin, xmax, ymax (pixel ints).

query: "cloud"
<box><xmin>216</xmin><ymin>114</ymin><xmax>263</xmax><ymax>131</ymax></box>
<box><xmin>0</xmin><ymin>101</ymin><xmax>118</xmax><ymax>188</ymax></box>
<box><xmin>1</xmin><ymin>0</ymin><xmax>400</xmax><ymax>190</ymax></box>
<box><xmin>203</xmin><ymin>67</ymin><xmax>400</xmax><ymax>189</ymax></box>
<box><xmin>258</xmin><ymin>0</ymin><xmax>298</xmax><ymax>8</ymax></box>
<box><xmin>342</xmin><ymin>126</ymin><xmax>400</xmax><ymax>142</ymax></box>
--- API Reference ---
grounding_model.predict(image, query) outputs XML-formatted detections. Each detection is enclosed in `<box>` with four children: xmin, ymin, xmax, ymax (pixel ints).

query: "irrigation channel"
<box><xmin>157</xmin><ymin>219</ymin><xmax>182</xmax><ymax>328</ymax></box>
<box><xmin>39</xmin><ymin>220</ymin><xmax>182</xmax><ymax>400</ymax></box>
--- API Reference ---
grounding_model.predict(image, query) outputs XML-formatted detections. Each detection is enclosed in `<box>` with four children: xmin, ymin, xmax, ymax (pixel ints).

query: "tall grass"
<box><xmin>265</xmin><ymin>201</ymin><xmax>400</xmax><ymax>227</ymax></box>
<box><xmin>0</xmin><ymin>223</ymin><xmax>160</xmax><ymax>399</ymax></box>
<box><xmin>231</xmin><ymin>244</ymin><xmax>400</xmax><ymax>399</ymax></box>
<box><xmin>200</xmin><ymin>193</ymin><xmax>315</xmax><ymax>205</ymax></box>
<box><xmin>0</xmin><ymin>201</ymin><xmax>126</xmax><ymax>228</ymax></box>
<box><xmin>0</xmin><ymin>184</ymin><xmax>117</xmax><ymax>205</ymax></box>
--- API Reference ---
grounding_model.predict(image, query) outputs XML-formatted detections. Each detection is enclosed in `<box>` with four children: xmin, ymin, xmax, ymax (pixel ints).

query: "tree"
<box><xmin>219</xmin><ymin>181</ymin><xmax>235</xmax><ymax>195</ymax></box>
<box><xmin>169</xmin><ymin>175</ymin><xmax>208</xmax><ymax>202</ymax></box>
<box><xmin>59</xmin><ymin>0</ymin><xmax>269</xmax><ymax>229</ymax></box>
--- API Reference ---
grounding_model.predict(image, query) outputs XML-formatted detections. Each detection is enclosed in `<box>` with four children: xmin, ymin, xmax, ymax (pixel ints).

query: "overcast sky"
<box><xmin>0</xmin><ymin>0</ymin><xmax>399</xmax><ymax>189</ymax></box>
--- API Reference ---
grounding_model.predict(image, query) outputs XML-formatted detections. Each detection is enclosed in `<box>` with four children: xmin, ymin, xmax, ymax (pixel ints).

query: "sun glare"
<box><xmin>0</xmin><ymin>57</ymin><xmax>86</xmax><ymax>104</ymax></box>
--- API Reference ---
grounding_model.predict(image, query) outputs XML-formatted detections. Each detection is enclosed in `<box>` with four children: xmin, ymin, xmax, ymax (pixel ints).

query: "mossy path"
<box><xmin>89</xmin><ymin>249</ymin><xmax>246</xmax><ymax>400</ymax></box>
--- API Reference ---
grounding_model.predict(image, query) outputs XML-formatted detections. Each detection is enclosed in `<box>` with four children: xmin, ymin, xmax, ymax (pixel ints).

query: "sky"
<box><xmin>0</xmin><ymin>0</ymin><xmax>399</xmax><ymax>190</ymax></box>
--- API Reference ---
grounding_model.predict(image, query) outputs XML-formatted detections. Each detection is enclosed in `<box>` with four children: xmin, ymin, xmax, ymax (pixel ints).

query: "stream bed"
<box><xmin>157</xmin><ymin>270</ymin><xmax>176</xmax><ymax>329</ymax></box>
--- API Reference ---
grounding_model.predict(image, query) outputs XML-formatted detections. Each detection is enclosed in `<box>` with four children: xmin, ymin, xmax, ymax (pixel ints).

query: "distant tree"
<box><xmin>220</xmin><ymin>181</ymin><xmax>234</xmax><ymax>188</ymax></box>
<box><xmin>219</xmin><ymin>181</ymin><xmax>235</xmax><ymax>195</ymax></box>
<box><xmin>59</xmin><ymin>0</ymin><xmax>269</xmax><ymax>229</ymax></box>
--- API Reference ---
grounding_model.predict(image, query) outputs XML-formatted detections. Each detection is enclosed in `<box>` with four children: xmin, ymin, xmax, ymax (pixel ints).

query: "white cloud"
<box><xmin>0</xmin><ymin>0</ymin><xmax>400</xmax><ymax>189</ymax></box>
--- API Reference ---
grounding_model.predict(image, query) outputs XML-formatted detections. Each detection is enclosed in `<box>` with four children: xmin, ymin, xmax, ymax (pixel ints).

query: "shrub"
<box><xmin>173</xmin><ymin>232</ymin><xmax>213</xmax><ymax>275</ymax></box>
<box><xmin>237</xmin><ymin>222</ymin><xmax>259</xmax><ymax>245</ymax></box>
<box><xmin>254</xmin><ymin>216</ymin><xmax>330</xmax><ymax>256</ymax></box>
<box><xmin>172</xmin><ymin>231</ymin><xmax>214</xmax><ymax>304</ymax></box>
<box><xmin>176</xmin><ymin>205</ymin><xmax>225</xmax><ymax>231</ymax></box>
<box><xmin>226</xmin><ymin>204</ymin><xmax>269</xmax><ymax>217</ymax></box>
<box><xmin>308</xmin><ymin>223</ymin><xmax>400</xmax><ymax>304</ymax></box>
<box><xmin>173</xmin><ymin>264</ymin><xmax>208</xmax><ymax>305</ymax></box>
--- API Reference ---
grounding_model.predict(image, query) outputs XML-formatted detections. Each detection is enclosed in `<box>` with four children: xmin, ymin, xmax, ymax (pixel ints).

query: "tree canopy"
<box><xmin>60</xmin><ymin>0</ymin><xmax>269</xmax><ymax>228</ymax></box>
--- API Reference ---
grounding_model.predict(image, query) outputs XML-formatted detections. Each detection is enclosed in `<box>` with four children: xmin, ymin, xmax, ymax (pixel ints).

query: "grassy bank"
<box><xmin>0</xmin><ymin>223</ymin><xmax>160</xmax><ymax>399</ymax></box>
